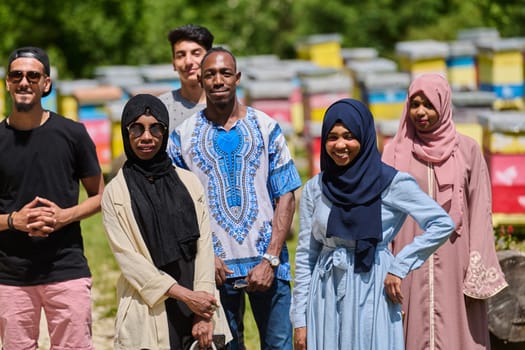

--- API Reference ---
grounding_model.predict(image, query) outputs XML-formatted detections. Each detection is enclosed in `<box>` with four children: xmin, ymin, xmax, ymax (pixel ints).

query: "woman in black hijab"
<box><xmin>102</xmin><ymin>94</ymin><xmax>231</xmax><ymax>349</ymax></box>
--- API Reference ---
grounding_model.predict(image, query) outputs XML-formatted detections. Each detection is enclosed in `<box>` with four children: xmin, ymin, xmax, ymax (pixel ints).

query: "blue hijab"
<box><xmin>321</xmin><ymin>99</ymin><xmax>397</xmax><ymax>272</ymax></box>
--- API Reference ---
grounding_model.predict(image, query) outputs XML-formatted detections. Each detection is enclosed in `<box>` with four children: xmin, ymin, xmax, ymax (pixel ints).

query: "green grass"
<box><xmin>242</xmin><ymin>232</ymin><xmax>300</xmax><ymax>349</ymax></box>
<box><xmin>81</xmin><ymin>139</ymin><xmax>309</xmax><ymax>348</ymax></box>
<box><xmin>82</xmin><ymin>212</ymin><xmax>119</xmax><ymax>318</ymax></box>
<box><xmin>81</xmin><ymin>201</ymin><xmax>300</xmax><ymax>349</ymax></box>
<box><xmin>81</xmin><ymin>187</ymin><xmax>525</xmax><ymax>349</ymax></box>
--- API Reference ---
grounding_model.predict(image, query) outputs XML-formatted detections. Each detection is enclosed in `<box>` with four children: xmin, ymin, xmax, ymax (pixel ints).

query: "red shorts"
<box><xmin>0</xmin><ymin>277</ymin><xmax>93</xmax><ymax>350</ymax></box>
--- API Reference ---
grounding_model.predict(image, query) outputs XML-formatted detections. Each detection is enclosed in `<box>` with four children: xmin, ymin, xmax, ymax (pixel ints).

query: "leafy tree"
<box><xmin>1</xmin><ymin>0</ymin><xmax>524</xmax><ymax>79</ymax></box>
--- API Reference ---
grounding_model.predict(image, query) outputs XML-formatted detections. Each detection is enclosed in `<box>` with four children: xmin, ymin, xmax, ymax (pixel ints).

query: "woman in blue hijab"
<box><xmin>291</xmin><ymin>98</ymin><xmax>454</xmax><ymax>350</ymax></box>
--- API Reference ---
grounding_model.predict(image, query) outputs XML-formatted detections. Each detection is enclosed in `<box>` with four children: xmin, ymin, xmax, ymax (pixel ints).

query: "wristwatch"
<box><xmin>262</xmin><ymin>253</ymin><xmax>280</xmax><ymax>268</ymax></box>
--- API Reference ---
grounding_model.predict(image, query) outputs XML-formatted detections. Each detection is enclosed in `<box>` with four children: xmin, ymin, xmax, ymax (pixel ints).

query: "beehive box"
<box><xmin>296</xmin><ymin>33</ymin><xmax>343</xmax><ymax>68</ymax></box>
<box><xmin>396</xmin><ymin>40</ymin><xmax>449</xmax><ymax>77</ymax></box>
<box><xmin>447</xmin><ymin>41</ymin><xmax>478</xmax><ymax>91</ymax></box>
<box><xmin>361</xmin><ymin>72</ymin><xmax>410</xmax><ymax>120</ymax></box>
<box><xmin>477</xmin><ymin>39</ymin><xmax>524</xmax><ymax>109</ymax></box>
<box><xmin>486</xmin><ymin>152</ymin><xmax>525</xmax><ymax>214</ymax></box>
<box><xmin>452</xmin><ymin>90</ymin><xmax>496</xmax><ymax>123</ymax></box>
<box><xmin>346</xmin><ymin>57</ymin><xmax>398</xmax><ymax>101</ymax></box>
<box><xmin>477</xmin><ymin>111</ymin><xmax>525</xmax><ymax>154</ymax></box>
<box><xmin>300</xmin><ymin>69</ymin><xmax>352</xmax><ymax>125</ymax></box>
<box><xmin>243</xmin><ymin>79</ymin><xmax>295</xmax><ymax>136</ymax></box>
<box><xmin>341</xmin><ymin>47</ymin><xmax>378</xmax><ymax>66</ymax></box>
<box><xmin>376</xmin><ymin>119</ymin><xmax>400</xmax><ymax>153</ymax></box>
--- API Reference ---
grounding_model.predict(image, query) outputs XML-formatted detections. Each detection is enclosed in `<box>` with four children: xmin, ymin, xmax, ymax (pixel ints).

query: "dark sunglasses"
<box><xmin>127</xmin><ymin>122</ymin><xmax>167</xmax><ymax>138</ymax></box>
<box><xmin>7</xmin><ymin>70</ymin><xmax>45</xmax><ymax>84</ymax></box>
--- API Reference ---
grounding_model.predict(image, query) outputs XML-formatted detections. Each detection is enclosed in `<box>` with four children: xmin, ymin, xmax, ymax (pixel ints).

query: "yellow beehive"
<box><xmin>478</xmin><ymin>111</ymin><xmax>525</xmax><ymax>154</ymax></box>
<box><xmin>492</xmin><ymin>213</ymin><xmax>525</xmax><ymax>228</ymax></box>
<box><xmin>447</xmin><ymin>41</ymin><xmax>478</xmax><ymax>91</ymax></box>
<box><xmin>396</xmin><ymin>40</ymin><xmax>449</xmax><ymax>77</ymax></box>
<box><xmin>57</xmin><ymin>80</ymin><xmax>102</xmax><ymax>121</ymax></box>
<box><xmin>300</xmin><ymin>69</ymin><xmax>352</xmax><ymax>124</ymax></box>
<box><xmin>447</xmin><ymin>66</ymin><xmax>477</xmax><ymax>91</ymax></box>
<box><xmin>296</xmin><ymin>34</ymin><xmax>343</xmax><ymax>68</ymax></box>
<box><xmin>361</xmin><ymin>71</ymin><xmax>410</xmax><ymax>121</ymax></box>
<box><xmin>404</xmin><ymin>58</ymin><xmax>448</xmax><ymax>77</ymax></box>
<box><xmin>58</xmin><ymin>95</ymin><xmax>79</xmax><ymax>121</ymax></box>
<box><xmin>370</xmin><ymin>102</ymin><xmax>405</xmax><ymax>120</ymax></box>
<box><xmin>477</xmin><ymin>40</ymin><xmax>524</xmax><ymax>85</ymax></box>
<box><xmin>291</xmin><ymin>101</ymin><xmax>304</xmax><ymax>134</ymax></box>
<box><xmin>112</xmin><ymin>122</ymin><xmax>124</xmax><ymax>160</ymax></box>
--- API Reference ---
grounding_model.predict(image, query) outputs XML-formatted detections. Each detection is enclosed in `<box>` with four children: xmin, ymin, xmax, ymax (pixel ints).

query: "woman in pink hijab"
<box><xmin>382</xmin><ymin>73</ymin><xmax>507</xmax><ymax>350</ymax></box>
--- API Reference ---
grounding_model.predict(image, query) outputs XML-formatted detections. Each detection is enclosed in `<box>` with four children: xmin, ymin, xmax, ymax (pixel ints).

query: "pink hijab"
<box><xmin>382</xmin><ymin>73</ymin><xmax>464</xmax><ymax>234</ymax></box>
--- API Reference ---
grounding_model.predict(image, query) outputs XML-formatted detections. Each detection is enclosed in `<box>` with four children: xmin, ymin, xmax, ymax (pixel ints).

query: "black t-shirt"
<box><xmin>0</xmin><ymin>112</ymin><xmax>101</xmax><ymax>285</ymax></box>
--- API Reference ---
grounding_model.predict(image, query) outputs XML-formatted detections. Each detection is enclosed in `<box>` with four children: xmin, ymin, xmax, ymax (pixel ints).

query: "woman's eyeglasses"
<box><xmin>7</xmin><ymin>70</ymin><xmax>45</xmax><ymax>84</ymax></box>
<box><xmin>127</xmin><ymin>122</ymin><xmax>167</xmax><ymax>138</ymax></box>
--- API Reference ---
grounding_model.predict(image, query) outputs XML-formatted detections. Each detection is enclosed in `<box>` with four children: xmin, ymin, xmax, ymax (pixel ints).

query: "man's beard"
<box><xmin>14</xmin><ymin>101</ymin><xmax>35</xmax><ymax>112</ymax></box>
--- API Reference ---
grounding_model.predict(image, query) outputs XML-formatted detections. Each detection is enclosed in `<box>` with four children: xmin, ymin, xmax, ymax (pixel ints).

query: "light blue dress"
<box><xmin>291</xmin><ymin>172</ymin><xmax>455</xmax><ymax>350</ymax></box>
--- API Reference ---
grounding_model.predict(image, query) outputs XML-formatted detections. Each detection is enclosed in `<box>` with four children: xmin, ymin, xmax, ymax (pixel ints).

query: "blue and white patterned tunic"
<box><xmin>167</xmin><ymin>107</ymin><xmax>302</xmax><ymax>281</ymax></box>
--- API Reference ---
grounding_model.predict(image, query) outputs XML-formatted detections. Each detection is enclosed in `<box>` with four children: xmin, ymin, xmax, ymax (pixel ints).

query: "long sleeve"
<box><xmin>462</xmin><ymin>137</ymin><xmax>508</xmax><ymax>298</ymax></box>
<box><xmin>386</xmin><ymin>173</ymin><xmax>455</xmax><ymax>278</ymax></box>
<box><xmin>178</xmin><ymin>169</ymin><xmax>216</xmax><ymax>294</ymax></box>
<box><xmin>291</xmin><ymin>177</ymin><xmax>323</xmax><ymax>328</ymax></box>
<box><xmin>101</xmin><ymin>173</ymin><xmax>176</xmax><ymax>308</ymax></box>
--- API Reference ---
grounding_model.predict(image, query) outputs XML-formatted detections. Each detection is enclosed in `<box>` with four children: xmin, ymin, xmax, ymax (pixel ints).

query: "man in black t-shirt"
<box><xmin>0</xmin><ymin>47</ymin><xmax>104</xmax><ymax>349</ymax></box>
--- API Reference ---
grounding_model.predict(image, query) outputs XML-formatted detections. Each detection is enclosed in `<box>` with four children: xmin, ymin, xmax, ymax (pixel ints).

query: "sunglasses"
<box><xmin>127</xmin><ymin>122</ymin><xmax>167</xmax><ymax>138</ymax></box>
<box><xmin>7</xmin><ymin>70</ymin><xmax>45</xmax><ymax>84</ymax></box>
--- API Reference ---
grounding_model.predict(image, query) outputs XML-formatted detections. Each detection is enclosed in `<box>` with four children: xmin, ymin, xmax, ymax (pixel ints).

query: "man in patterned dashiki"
<box><xmin>167</xmin><ymin>47</ymin><xmax>301</xmax><ymax>350</ymax></box>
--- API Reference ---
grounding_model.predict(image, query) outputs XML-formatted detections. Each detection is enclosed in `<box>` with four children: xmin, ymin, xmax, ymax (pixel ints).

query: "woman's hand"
<box><xmin>294</xmin><ymin>327</ymin><xmax>307</xmax><ymax>350</ymax></box>
<box><xmin>167</xmin><ymin>284</ymin><xmax>218</xmax><ymax>319</ymax></box>
<box><xmin>192</xmin><ymin>315</ymin><xmax>213</xmax><ymax>349</ymax></box>
<box><xmin>384</xmin><ymin>273</ymin><xmax>403</xmax><ymax>304</ymax></box>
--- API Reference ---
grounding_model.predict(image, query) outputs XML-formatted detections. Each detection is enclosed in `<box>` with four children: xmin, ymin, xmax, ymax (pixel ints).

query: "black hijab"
<box><xmin>321</xmin><ymin>99</ymin><xmax>397</xmax><ymax>273</ymax></box>
<box><xmin>121</xmin><ymin>94</ymin><xmax>200</xmax><ymax>267</ymax></box>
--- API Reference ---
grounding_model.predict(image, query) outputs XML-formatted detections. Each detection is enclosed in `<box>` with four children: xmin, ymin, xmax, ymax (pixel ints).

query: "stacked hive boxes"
<box><xmin>376</xmin><ymin>119</ymin><xmax>400</xmax><ymax>154</ymax></box>
<box><xmin>396</xmin><ymin>40</ymin><xmax>449</xmax><ymax>78</ymax></box>
<box><xmin>341</xmin><ymin>47</ymin><xmax>378</xmax><ymax>67</ymax></box>
<box><xmin>244</xmin><ymin>73</ymin><xmax>294</xmax><ymax>129</ymax></box>
<box><xmin>452</xmin><ymin>90</ymin><xmax>496</xmax><ymax>148</ymax></box>
<box><xmin>128</xmin><ymin>65</ymin><xmax>176</xmax><ymax>101</ymax></box>
<box><xmin>478</xmin><ymin>111</ymin><xmax>525</xmax><ymax>226</ymax></box>
<box><xmin>284</xmin><ymin>59</ymin><xmax>321</xmax><ymax>135</ymax></box>
<box><xmin>346</xmin><ymin>57</ymin><xmax>398</xmax><ymax>102</ymax></box>
<box><xmin>72</xmin><ymin>83</ymin><xmax>123</xmax><ymax>174</ymax></box>
<box><xmin>57</xmin><ymin>80</ymin><xmax>100</xmax><ymax>121</ymax></box>
<box><xmin>477</xmin><ymin>39</ymin><xmax>524</xmax><ymax>110</ymax></box>
<box><xmin>447</xmin><ymin>41</ymin><xmax>478</xmax><ymax>91</ymax></box>
<box><xmin>360</xmin><ymin>72</ymin><xmax>410</xmax><ymax>121</ymax></box>
<box><xmin>346</xmin><ymin>57</ymin><xmax>407</xmax><ymax>153</ymax></box>
<box><xmin>243</xmin><ymin>64</ymin><xmax>297</xmax><ymax>157</ymax></box>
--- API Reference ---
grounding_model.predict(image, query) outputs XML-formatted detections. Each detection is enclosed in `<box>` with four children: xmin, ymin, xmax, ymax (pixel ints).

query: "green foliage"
<box><xmin>495</xmin><ymin>224</ymin><xmax>525</xmax><ymax>251</ymax></box>
<box><xmin>1</xmin><ymin>0</ymin><xmax>524</xmax><ymax>78</ymax></box>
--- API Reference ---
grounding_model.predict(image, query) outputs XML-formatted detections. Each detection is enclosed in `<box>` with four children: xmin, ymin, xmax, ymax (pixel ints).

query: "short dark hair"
<box><xmin>201</xmin><ymin>47</ymin><xmax>237</xmax><ymax>71</ymax></box>
<box><xmin>167</xmin><ymin>24</ymin><xmax>214</xmax><ymax>53</ymax></box>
